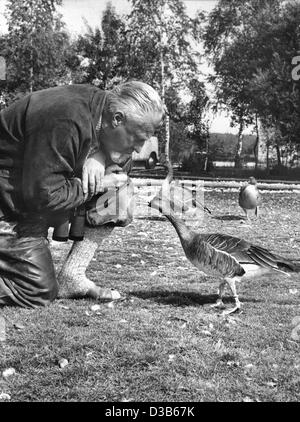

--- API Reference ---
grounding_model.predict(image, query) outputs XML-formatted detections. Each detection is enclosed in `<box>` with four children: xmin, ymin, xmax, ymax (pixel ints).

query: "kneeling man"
<box><xmin>0</xmin><ymin>81</ymin><xmax>164</xmax><ymax>307</ymax></box>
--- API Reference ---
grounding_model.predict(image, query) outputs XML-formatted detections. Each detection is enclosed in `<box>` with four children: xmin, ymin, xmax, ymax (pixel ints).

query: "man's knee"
<box><xmin>20</xmin><ymin>237</ymin><xmax>58</xmax><ymax>307</ymax></box>
<box><xmin>0</xmin><ymin>236</ymin><xmax>58</xmax><ymax>308</ymax></box>
<box><xmin>0</xmin><ymin>272</ymin><xmax>58</xmax><ymax>308</ymax></box>
<box><xmin>38</xmin><ymin>272</ymin><xmax>59</xmax><ymax>306</ymax></box>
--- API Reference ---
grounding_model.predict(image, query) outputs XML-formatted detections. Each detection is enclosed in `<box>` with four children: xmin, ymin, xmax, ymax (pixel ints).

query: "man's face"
<box><xmin>100</xmin><ymin>111</ymin><xmax>163</xmax><ymax>164</ymax></box>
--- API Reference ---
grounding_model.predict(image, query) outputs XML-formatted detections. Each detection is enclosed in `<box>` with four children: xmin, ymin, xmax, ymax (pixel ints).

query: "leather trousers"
<box><xmin>0</xmin><ymin>218</ymin><xmax>58</xmax><ymax>308</ymax></box>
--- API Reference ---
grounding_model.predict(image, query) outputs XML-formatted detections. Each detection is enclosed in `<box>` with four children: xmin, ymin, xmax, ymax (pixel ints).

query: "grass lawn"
<box><xmin>0</xmin><ymin>187</ymin><xmax>300</xmax><ymax>402</ymax></box>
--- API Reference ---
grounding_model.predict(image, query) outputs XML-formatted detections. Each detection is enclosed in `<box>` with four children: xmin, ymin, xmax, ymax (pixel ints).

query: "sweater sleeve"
<box><xmin>22</xmin><ymin>120</ymin><xmax>86</xmax><ymax>215</ymax></box>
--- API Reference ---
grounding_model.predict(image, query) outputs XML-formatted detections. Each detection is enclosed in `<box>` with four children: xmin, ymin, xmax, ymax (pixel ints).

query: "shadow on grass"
<box><xmin>130</xmin><ymin>290</ymin><xmax>221</xmax><ymax>307</ymax></box>
<box><xmin>212</xmin><ymin>214</ymin><xmax>243</xmax><ymax>221</ymax></box>
<box><xmin>129</xmin><ymin>290</ymin><xmax>263</xmax><ymax>307</ymax></box>
<box><xmin>135</xmin><ymin>216</ymin><xmax>166</xmax><ymax>221</ymax></box>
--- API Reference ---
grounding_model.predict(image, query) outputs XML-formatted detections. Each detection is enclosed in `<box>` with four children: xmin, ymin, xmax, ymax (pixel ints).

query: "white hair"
<box><xmin>106</xmin><ymin>81</ymin><xmax>165</xmax><ymax>124</ymax></box>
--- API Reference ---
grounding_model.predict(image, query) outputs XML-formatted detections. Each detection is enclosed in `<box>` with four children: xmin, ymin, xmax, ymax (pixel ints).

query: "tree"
<box><xmin>203</xmin><ymin>0</ymin><xmax>275</xmax><ymax>167</ymax></box>
<box><xmin>183</xmin><ymin>79</ymin><xmax>210</xmax><ymax>162</ymax></box>
<box><xmin>64</xmin><ymin>0</ymin><xmax>209</xmax><ymax>164</ymax></box>
<box><xmin>101</xmin><ymin>2</ymin><xmax>127</xmax><ymax>87</ymax></box>
<box><xmin>247</xmin><ymin>1</ymin><xmax>300</xmax><ymax>165</ymax></box>
<box><xmin>3</xmin><ymin>0</ymin><xmax>70</xmax><ymax>94</ymax></box>
<box><xmin>71</xmin><ymin>3</ymin><xmax>127</xmax><ymax>89</ymax></box>
<box><xmin>203</xmin><ymin>0</ymin><xmax>300</xmax><ymax>168</ymax></box>
<box><xmin>125</xmin><ymin>0</ymin><xmax>204</xmax><ymax>160</ymax></box>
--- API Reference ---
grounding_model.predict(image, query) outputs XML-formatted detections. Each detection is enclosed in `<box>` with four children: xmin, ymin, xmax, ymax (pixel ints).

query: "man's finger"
<box><xmin>105</xmin><ymin>165</ymin><xmax>123</xmax><ymax>175</ymax></box>
<box><xmin>88</xmin><ymin>173</ymin><xmax>96</xmax><ymax>197</ymax></box>
<box><xmin>82</xmin><ymin>166</ymin><xmax>88</xmax><ymax>195</ymax></box>
<box><xmin>83</xmin><ymin>192</ymin><xmax>90</xmax><ymax>202</ymax></box>
<box><xmin>95</xmin><ymin>173</ymin><xmax>104</xmax><ymax>194</ymax></box>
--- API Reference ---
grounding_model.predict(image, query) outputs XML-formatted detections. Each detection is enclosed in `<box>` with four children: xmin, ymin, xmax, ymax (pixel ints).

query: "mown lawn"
<box><xmin>0</xmin><ymin>187</ymin><xmax>299</xmax><ymax>402</ymax></box>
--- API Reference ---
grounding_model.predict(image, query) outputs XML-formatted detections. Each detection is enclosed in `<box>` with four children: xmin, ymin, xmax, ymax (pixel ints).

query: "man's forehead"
<box><xmin>129</xmin><ymin>112</ymin><xmax>163</xmax><ymax>134</ymax></box>
<box><xmin>139</xmin><ymin>123</ymin><xmax>158</xmax><ymax>139</ymax></box>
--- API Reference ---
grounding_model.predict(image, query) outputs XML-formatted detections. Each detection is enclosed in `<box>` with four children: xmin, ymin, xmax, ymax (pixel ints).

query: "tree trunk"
<box><xmin>204</xmin><ymin>135</ymin><xmax>209</xmax><ymax>171</ymax></box>
<box><xmin>29</xmin><ymin>66</ymin><xmax>33</xmax><ymax>93</ymax></box>
<box><xmin>275</xmin><ymin>141</ymin><xmax>282</xmax><ymax>166</ymax></box>
<box><xmin>160</xmin><ymin>35</ymin><xmax>170</xmax><ymax>162</ymax></box>
<box><xmin>29</xmin><ymin>27</ymin><xmax>34</xmax><ymax>93</ymax></box>
<box><xmin>253</xmin><ymin>113</ymin><xmax>259</xmax><ymax>169</ymax></box>
<box><xmin>234</xmin><ymin>118</ymin><xmax>244</xmax><ymax>168</ymax></box>
<box><xmin>165</xmin><ymin>113</ymin><xmax>170</xmax><ymax>160</ymax></box>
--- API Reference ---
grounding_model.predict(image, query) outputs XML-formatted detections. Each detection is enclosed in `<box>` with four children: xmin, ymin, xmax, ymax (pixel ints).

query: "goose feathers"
<box><xmin>239</xmin><ymin>178</ymin><xmax>260</xmax><ymax>210</ymax></box>
<box><xmin>186</xmin><ymin>233</ymin><xmax>245</xmax><ymax>278</ymax></box>
<box><xmin>185</xmin><ymin>232</ymin><xmax>299</xmax><ymax>278</ymax></box>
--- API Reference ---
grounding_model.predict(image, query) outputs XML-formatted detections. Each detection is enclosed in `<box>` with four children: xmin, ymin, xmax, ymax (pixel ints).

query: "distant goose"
<box><xmin>149</xmin><ymin>173</ymin><xmax>299</xmax><ymax>315</ymax></box>
<box><xmin>239</xmin><ymin>177</ymin><xmax>260</xmax><ymax>220</ymax></box>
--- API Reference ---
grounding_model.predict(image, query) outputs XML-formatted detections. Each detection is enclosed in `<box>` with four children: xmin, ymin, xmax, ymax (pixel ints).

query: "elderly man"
<box><xmin>0</xmin><ymin>81</ymin><xmax>164</xmax><ymax>307</ymax></box>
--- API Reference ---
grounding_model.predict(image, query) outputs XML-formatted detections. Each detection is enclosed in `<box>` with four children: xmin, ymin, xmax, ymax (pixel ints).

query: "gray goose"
<box><xmin>149</xmin><ymin>170</ymin><xmax>299</xmax><ymax>314</ymax></box>
<box><xmin>239</xmin><ymin>176</ymin><xmax>260</xmax><ymax>220</ymax></box>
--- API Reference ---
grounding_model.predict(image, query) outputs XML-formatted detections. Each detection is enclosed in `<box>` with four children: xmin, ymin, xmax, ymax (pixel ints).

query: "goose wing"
<box><xmin>239</xmin><ymin>184</ymin><xmax>248</xmax><ymax>197</ymax></box>
<box><xmin>202</xmin><ymin>233</ymin><xmax>298</xmax><ymax>274</ymax></box>
<box><xmin>202</xmin><ymin>233</ymin><xmax>253</xmax><ymax>263</ymax></box>
<box><xmin>246</xmin><ymin>244</ymin><xmax>298</xmax><ymax>273</ymax></box>
<box><xmin>238</xmin><ymin>185</ymin><xmax>248</xmax><ymax>207</ymax></box>
<box><xmin>187</xmin><ymin>233</ymin><xmax>246</xmax><ymax>278</ymax></box>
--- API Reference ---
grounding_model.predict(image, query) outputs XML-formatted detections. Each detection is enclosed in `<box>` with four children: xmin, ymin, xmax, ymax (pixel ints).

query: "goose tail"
<box><xmin>276</xmin><ymin>259</ymin><xmax>300</xmax><ymax>274</ymax></box>
<box><xmin>248</xmin><ymin>245</ymin><xmax>300</xmax><ymax>275</ymax></box>
<box><xmin>293</xmin><ymin>261</ymin><xmax>300</xmax><ymax>273</ymax></box>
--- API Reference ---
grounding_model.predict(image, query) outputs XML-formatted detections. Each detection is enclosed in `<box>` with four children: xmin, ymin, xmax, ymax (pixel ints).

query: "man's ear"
<box><xmin>112</xmin><ymin>112</ymin><xmax>124</xmax><ymax>128</ymax></box>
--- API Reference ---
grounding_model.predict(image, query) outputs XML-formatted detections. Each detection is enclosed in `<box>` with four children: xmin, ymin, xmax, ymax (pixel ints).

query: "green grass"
<box><xmin>0</xmin><ymin>189</ymin><xmax>300</xmax><ymax>402</ymax></box>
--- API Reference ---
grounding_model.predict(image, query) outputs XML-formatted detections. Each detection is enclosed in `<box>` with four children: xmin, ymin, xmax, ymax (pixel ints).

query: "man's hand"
<box><xmin>105</xmin><ymin>164</ymin><xmax>124</xmax><ymax>175</ymax></box>
<box><xmin>82</xmin><ymin>151</ymin><xmax>106</xmax><ymax>201</ymax></box>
